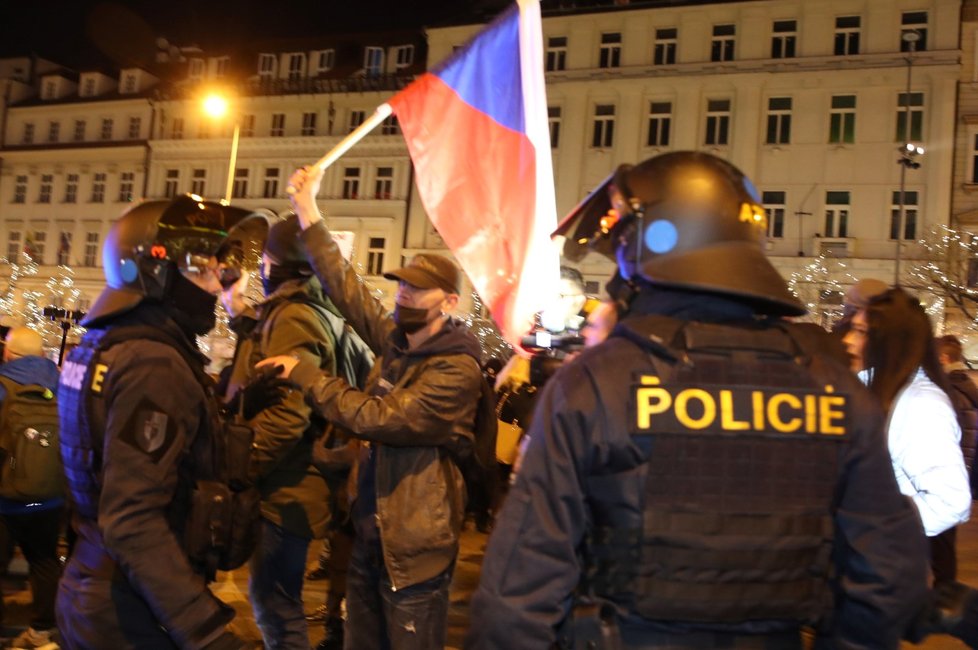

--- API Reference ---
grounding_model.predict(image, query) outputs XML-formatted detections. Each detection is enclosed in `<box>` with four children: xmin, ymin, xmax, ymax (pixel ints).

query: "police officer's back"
<box><xmin>56</xmin><ymin>197</ymin><xmax>266</xmax><ymax>649</ymax></box>
<box><xmin>467</xmin><ymin>152</ymin><xmax>929</xmax><ymax>649</ymax></box>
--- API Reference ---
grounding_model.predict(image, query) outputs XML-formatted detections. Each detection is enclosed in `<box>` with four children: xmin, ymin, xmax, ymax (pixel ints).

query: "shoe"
<box><xmin>306</xmin><ymin>603</ymin><xmax>329</xmax><ymax>623</ymax></box>
<box><xmin>7</xmin><ymin>627</ymin><xmax>59</xmax><ymax>650</ymax></box>
<box><xmin>305</xmin><ymin>566</ymin><xmax>329</xmax><ymax>581</ymax></box>
<box><xmin>315</xmin><ymin>617</ymin><xmax>344</xmax><ymax>650</ymax></box>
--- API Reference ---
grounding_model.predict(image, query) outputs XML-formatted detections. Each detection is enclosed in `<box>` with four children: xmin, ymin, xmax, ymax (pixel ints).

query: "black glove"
<box><xmin>228</xmin><ymin>364</ymin><xmax>296</xmax><ymax>420</ymax></box>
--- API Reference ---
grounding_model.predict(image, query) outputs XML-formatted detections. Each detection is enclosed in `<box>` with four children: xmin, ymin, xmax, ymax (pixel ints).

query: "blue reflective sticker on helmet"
<box><xmin>119</xmin><ymin>258</ymin><xmax>138</xmax><ymax>283</ymax></box>
<box><xmin>742</xmin><ymin>176</ymin><xmax>762</xmax><ymax>203</ymax></box>
<box><xmin>645</xmin><ymin>220</ymin><xmax>678</xmax><ymax>254</ymax></box>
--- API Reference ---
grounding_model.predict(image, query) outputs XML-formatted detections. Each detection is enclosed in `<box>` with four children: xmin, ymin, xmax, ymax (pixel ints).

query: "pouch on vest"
<box><xmin>0</xmin><ymin>376</ymin><xmax>63</xmax><ymax>501</ymax></box>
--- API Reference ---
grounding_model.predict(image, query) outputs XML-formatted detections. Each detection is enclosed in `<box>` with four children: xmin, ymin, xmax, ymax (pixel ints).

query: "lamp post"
<box><xmin>202</xmin><ymin>93</ymin><xmax>240</xmax><ymax>206</ymax></box>
<box><xmin>894</xmin><ymin>30</ymin><xmax>922</xmax><ymax>285</ymax></box>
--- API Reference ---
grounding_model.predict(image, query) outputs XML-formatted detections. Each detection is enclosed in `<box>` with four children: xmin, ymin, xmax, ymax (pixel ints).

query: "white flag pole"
<box><xmin>287</xmin><ymin>103</ymin><xmax>393</xmax><ymax>194</ymax></box>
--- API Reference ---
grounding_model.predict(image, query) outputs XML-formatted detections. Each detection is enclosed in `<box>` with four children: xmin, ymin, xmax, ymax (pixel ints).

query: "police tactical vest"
<box><xmin>584</xmin><ymin>317</ymin><xmax>850</xmax><ymax>626</ymax></box>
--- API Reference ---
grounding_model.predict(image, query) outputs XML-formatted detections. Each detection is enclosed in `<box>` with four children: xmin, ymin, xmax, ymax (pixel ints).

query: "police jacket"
<box><xmin>467</xmin><ymin>288</ymin><xmax>929</xmax><ymax>650</ymax></box>
<box><xmin>225</xmin><ymin>277</ymin><xmax>332</xmax><ymax>539</ymax></box>
<box><xmin>57</xmin><ymin>303</ymin><xmax>237</xmax><ymax>649</ymax></box>
<box><xmin>293</xmin><ymin>221</ymin><xmax>482</xmax><ymax>590</ymax></box>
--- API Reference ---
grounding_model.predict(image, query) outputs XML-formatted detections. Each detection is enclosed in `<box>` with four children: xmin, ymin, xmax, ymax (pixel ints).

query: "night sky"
<box><xmin>0</xmin><ymin>0</ymin><xmax>501</xmax><ymax>65</ymax></box>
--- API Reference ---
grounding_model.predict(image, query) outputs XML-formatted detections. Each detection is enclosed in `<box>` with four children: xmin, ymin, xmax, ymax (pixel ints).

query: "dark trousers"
<box><xmin>344</xmin><ymin>538</ymin><xmax>454</xmax><ymax>650</ymax></box>
<box><xmin>0</xmin><ymin>505</ymin><xmax>64</xmax><ymax>631</ymax></box>
<box><xmin>930</xmin><ymin>526</ymin><xmax>958</xmax><ymax>584</ymax></box>
<box><xmin>248</xmin><ymin>519</ymin><xmax>312</xmax><ymax>650</ymax></box>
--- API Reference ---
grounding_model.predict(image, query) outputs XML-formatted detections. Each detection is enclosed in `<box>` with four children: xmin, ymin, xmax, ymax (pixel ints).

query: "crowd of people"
<box><xmin>0</xmin><ymin>152</ymin><xmax>978</xmax><ymax>650</ymax></box>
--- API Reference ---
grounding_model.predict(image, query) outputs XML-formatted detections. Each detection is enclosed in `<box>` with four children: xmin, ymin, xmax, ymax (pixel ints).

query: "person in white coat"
<box><xmin>843</xmin><ymin>287</ymin><xmax>971</xmax><ymax>550</ymax></box>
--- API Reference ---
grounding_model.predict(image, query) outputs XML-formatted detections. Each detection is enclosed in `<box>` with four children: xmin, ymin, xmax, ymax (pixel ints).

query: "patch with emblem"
<box><xmin>120</xmin><ymin>400</ymin><xmax>177</xmax><ymax>462</ymax></box>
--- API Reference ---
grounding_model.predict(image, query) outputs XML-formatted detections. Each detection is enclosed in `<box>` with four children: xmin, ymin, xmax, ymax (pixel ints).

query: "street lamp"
<box><xmin>202</xmin><ymin>93</ymin><xmax>240</xmax><ymax>206</ymax></box>
<box><xmin>893</xmin><ymin>30</ymin><xmax>922</xmax><ymax>285</ymax></box>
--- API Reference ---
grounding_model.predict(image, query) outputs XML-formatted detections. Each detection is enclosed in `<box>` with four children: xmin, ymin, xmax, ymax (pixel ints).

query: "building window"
<box><xmin>834</xmin><ymin>16</ymin><xmax>861</xmax><ymax>55</ymax></box>
<box><xmin>191</xmin><ymin>169</ymin><xmax>206</xmax><ymax>196</ymax></box>
<box><xmin>896</xmin><ymin>92</ymin><xmax>924</xmax><ymax>142</ymax></box>
<box><xmin>394</xmin><ymin>45</ymin><xmax>414</xmax><ymax>69</ymax></box>
<box><xmin>824</xmin><ymin>191</ymin><xmax>850</xmax><ymax>238</ymax></box>
<box><xmin>73</xmin><ymin>119</ymin><xmax>86</xmax><ymax>142</ymax></box>
<box><xmin>763</xmin><ymin>191</ymin><xmax>786</xmax><ymax>239</ymax></box>
<box><xmin>902</xmin><ymin>12</ymin><xmax>928</xmax><ymax>52</ymax></box>
<box><xmin>240</xmin><ymin>114</ymin><xmax>255</xmax><ymax>137</ymax></box>
<box><xmin>119</xmin><ymin>172</ymin><xmax>135</xmax><ymax>202</ymax></box>
<box><xmin>263</xmin><ymin>167</ymin><xmax>280</xmax><ymax>198</ymax></box>
<box><xmin>375</xmin><ymin>167</ymin><xmax>393</xmax><ymax>199</ymax></box>
<box><xmin>548</xmin><ymin>106</ymin><xmax>561</xmax><ymax>148</ymax></box>
<box><xmin>646</xmin><ymin>102</ymin><xmax>672</xmax><ymax>147</ymax></box>
<box><xmin>771</xmin><ymin>20</ymin><xmax>797</xmax><ymax>58</ymax></box>
<box><xmin>6</xmin><ymin>231</ymin><xmax>21</xmax><ymax>262</ymax></box>
<box><xmin>890</xmin><ymin>190</ymin><xmax>918</xmax><ymax>240</ymax></box>
<box><xmin>171</xmin><ymin>117</ymin><xmax>184</xmax><ymax>139</ymax></box>
<box><xmin>84</xmin><ymin>232</ymin><xmax>99</xmax><ymax>267</ymax></box>
<box><xmin>971</xmin><ymin>134</ymin><xmax>978</xmax><ymax>184</ymax></box>
<box><xmin>91</xmin><ymin>173</ymin><xmax>106</xmax><ymax>203</ymax></box>
<box><xmin>188</xmin><ymin>58</ymin><xmax>205</xmax><ymax>80</ymax></box>
<box><xmin>317</xmin><ymin>49</ymin><xmax>335</xmax><ymax>73</ymax></box>
<box><xmin>232</xmin><ymin>168</ymin><xmax>249</xmax><ymax>199</ymax></box>
<box><xmin>214</xmin><ymin>57</ymin><xmax>229</xmax><ymax>78</ymax></box>
<box><xmin>654</xmin><ymin>28</ymin><xmax>677</xmax><ymax>65</ymax></box>
<box><xmin>364</xmin><ymin>47</ymin><xmax>384</xmax><ymax>76</ymax></box>
<box><xmin>164</xmin><ymin>169</ymin><xmax>179</xmax><ymax>198</ymax></box>
<box><xmin>65</xmin><ymin>174</ymin><xmax>78</xmax><ymax>203</ymax></box>
<box><xmin>349</xmin><ymin>110</ymin><xmax>366</xmax><ymax>133</ymax></box>
<box><xmin>288</xmin><ymin>53</ymin><xmax>305</xmax><ymax>80</ymax></box>
<box><xmin>342</xmin><ymin>167</ymin><xmax>360</xmax><ymax>199</ymax></box>
<box><xmin>42</xmin><ymin>80</ymin><xmax>57</xmax><ymax>100</ymax></box>
<box><xmin>48</xmin><ymin>121</ymin><xmax>60</xmax><ymax>143</ymax></box>
<box><xmin>26</xmin><ymin>231</ymin><xmax>46</xmax><ymax>263</ymax></box>
<box><xmin>22</xmin><ymin>123</ymin><xmax>34</xmax><ymax>144</ymax></box>
<box><xmin>122</xmin><ymin>73</ymin><xmax>137</xmax><ymax>93</ymax></box>
<box><xmin>367</xmin><ymin>237</ymin><xmax>385</xmax><ymax>275</ymax></box>
<box><xmin>13</xmin><ymin>176</ymin><xmax>27</xmax><ymax>204</ymax></box>
<box><xmin>302</xmin><ymin>112</ymin><xmax>317</xmax><ymax>136</ymax></box>
<box><xmin>258</xmin><ymin>53</ymin><xmax>276</xmax><ymax>77</ymax></box>
<box><xmin>599</xmin><ymin>33</ymin><xmax>621</xmax><ymax>68</ymax></box>
<box><xmin>765</xmin><ymin>97</ymin><xmax>792</xmax><ymax>144</ymax></box>
<box><xmin>38</xmin><ymin>175</ymin><xmax>53</xmax><ymax>204</ymax></box>
<box><xmin>198</xmin><ymin>120</ymin><xmax>210</xmax><ymax>139</ymax></box>
<box><xmin>100</xmin><ymin>118</ymin><xmax>113</xmax><ymax>141</ymax></box>
<box><xmin>57</xmin><ymin>231</ymin><xmax>72</xmax><ymax>266</ymax></box>
<box><xmin>591</xmin><ymin>104</ymin><xmax>615</xmax><ymax>148</ymax></box>
<box><xmin>271</xmin><ymin>113</ymin><xmax>285</xmax><ymax>137</ymax></box>
<box><xmin>380</xmin><ymin>114</ymin><xmax>400</xmax><ymax>135</ymax></box>
<box><xmin>128</xmin><ymin>116</ymin><xmax>141</xmax><ymax>139</ymax></box>
<box><xmin>829</xmin><ymin>95</ymin><xmax>856</xmax><ymax>144</ymax></box>
<box><xmin>705</xmin><ymin>99</ymin><xmax>731</xmax><ymax>146</ymax></box>
<box><xmin>711</xmin><ymin>24</ymin><xmax>736</xmax><ymax>62</ymax></box>
<box><xmin>82</xmin><ymin>78</ymin><xmax>96</xmax><ymax>97</ymax></box>
<box><xmin>546</xmin><ymin>37</ymin><xmax>567</xmax><ymax>71</ymax></box>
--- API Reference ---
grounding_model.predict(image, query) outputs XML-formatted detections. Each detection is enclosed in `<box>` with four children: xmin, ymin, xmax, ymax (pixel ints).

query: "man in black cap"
<box><xmin>466</xmin><ymin>152</ymin><xmax>929</xmax><ymax>649</ymax></box>
<box><xmin>261</xmin><ymin>166</ymin><xmax>484</xmax><ymax>650</ymax></box>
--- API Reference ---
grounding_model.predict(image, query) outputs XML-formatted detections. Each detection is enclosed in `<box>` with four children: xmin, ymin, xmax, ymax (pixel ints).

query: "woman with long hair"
<box><xmin>843</xmin><ymin>287</ymin><xmax>971</xmax><ymax>546</ymax></box>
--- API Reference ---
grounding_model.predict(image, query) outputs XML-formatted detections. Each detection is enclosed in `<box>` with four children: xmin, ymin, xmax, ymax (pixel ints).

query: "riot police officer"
<box><xmin>466</xmin><ymin>152</ymin><xmax>930</xmax><ymax>649</ymax></box>
<box><xmin>56</xmin><ymin>196</ymin><xmax>268</xmax><ymax>649</ymax></box>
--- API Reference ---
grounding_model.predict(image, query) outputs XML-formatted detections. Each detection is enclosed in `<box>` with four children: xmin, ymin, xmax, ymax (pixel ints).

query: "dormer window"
<box><xmin>364</xmin><ymin>47</ymin><xmax>384</xmax><ymax>76</ymax></box>
<box><xmin>316</xmin><ymin>49</ymin><xmax>335</xmax><ymax>74</ymax></box>
<box><xmin>214</xmin><ymin>56</ymin><xmax>229</xmax><ymax>77</ymax></box>
<box><xmin>121</xmin><ymin>72</ymin><xmax>138</xmax><ymax>94</ymax></box>
<box><xmin>188</xmin><ymin>58</ymin><xmax>204</xmax><ymax>81</ymax></box>
<box><xmin>287</xmin><ymin>53</ymin><xmax>305</xmax><ymax>80</ymax></box>
<box><xmin>394</xmin><ymin>45</ymin><xmax>414</xmax><ymax>70</ymax></box>
<box><xmin>81</xmin><ymin>77</ymin><xmax>97</xmax><ymax>97</ymax></box>
<box><xmin>41</xmin><ymin>79</ymin><xmax>58</xmax><ymax>100</ymax></box>
<box><xmin>258</xmin><ymin>53</ymin><xmax>277</xmax><ymax>78</ymax></box>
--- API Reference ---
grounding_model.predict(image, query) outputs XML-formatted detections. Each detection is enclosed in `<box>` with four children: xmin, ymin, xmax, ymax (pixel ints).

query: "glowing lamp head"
<box><xmin>203</xmin><ymin>94</ymin><xmax>229</xmax><ymax>119</ymax></box>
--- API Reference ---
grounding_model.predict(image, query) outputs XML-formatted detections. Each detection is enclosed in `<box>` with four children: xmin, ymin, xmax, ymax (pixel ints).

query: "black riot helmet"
<box><xmin>83</xmin><ymin>195</ymin><xmax>271</xmax><ymax>327</ymax></box>
<box><xmin>553</xmin><ymin>151</ymin><xmax>804</xmax><ymax>317</ymax></box>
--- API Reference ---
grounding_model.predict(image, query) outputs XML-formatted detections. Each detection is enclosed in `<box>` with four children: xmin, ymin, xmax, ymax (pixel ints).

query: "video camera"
<box><xmin>519</xmin><ymin>329</ymin><xmax>584</xmax><ymax>389</ymax></box>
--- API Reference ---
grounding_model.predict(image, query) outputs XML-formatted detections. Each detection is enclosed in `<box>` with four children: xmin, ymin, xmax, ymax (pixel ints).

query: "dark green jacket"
<box><xmin>227</xmin><ymin>277</ymin><xmax>333</xmax><ymax>539</ymax></box>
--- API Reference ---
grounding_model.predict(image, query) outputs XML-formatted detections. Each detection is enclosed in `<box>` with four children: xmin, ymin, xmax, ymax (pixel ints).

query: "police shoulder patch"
<box><xmin>630</xmin><ymin>375</ymin><xmax>850</xmax><ymax>438</ymax></box>
<box><xmin>119</xmin><ymin>399</ymin><xmax>178</xmax><ymax>462</ymax></box>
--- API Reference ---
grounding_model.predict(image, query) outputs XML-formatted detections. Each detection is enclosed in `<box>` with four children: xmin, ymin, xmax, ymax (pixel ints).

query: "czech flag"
<box><xmin>388</xmin><ymin>0</ymin><xmax>559</xmax><ymax>352</ymax></box>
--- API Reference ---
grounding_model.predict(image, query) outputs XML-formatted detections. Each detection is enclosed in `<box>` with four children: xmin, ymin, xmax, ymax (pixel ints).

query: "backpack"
<box><xmin>0</xmin><ymin>375</ymin><xmax>63</xmax><ymax>501</ymax></box>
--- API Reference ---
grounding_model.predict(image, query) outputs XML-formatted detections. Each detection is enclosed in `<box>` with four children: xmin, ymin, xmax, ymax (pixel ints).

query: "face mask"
<box><xmin>393</xmin><ymin>303</ymin><xmax>434</xmax><ymax>334</ymax></box>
